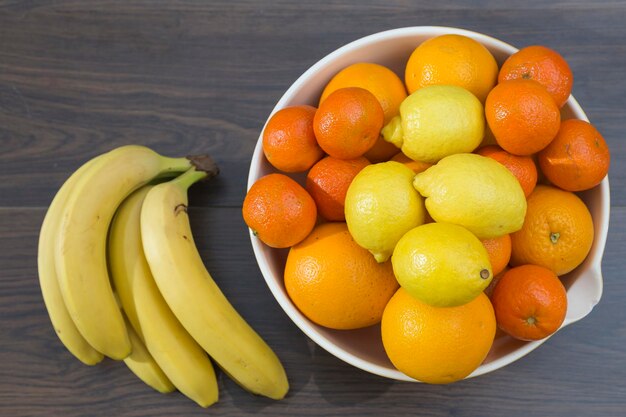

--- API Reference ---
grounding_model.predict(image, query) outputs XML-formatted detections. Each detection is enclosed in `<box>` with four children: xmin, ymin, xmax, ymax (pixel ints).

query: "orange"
<box><xmin>262</xmin><ymin>105</ymin><xmax>324</xmax><ymax>172</ymax></box>
<box><xmin>381</xmin><ymin>289</ymin><xmax>496</xmax><ymax>384</ymax></box>
<box><xmin>284</xmin><ymin>222</ymin><xmax>398</xmax><ymax>330</ymax></box>
<box><xmin>476</xmin><ymin>145</ymin><xmax>538</xmax><ymax>197</ymax></box>
<box><xmin>481</xmin><ymin>234</ymin><xmax>512</xmax><ymax>276</ymax></box>
<box><xmin>306</xmin><ymin>156</ymin><xmax>370</xmax><ymax>221</ymax></box>
<box><xmin>538</xmin><ymin>119</ymin><xmax>610</xmax><ymax>192</ymax></box>
<box><xmin>404</xmin><ymin>34</ymin><xmax>498</xmax><ymax>102</ymax></box>
<box><xmin>363</xmin><ymin>138</ymin><xmax>401</xmax><ymax>164</ymax></box>
<box><xmin>319</xmin><ymin>63</ymin><xmax>408</xmax><ymax>162</ymax></box>
<box><xmin>499</xmin><ymin>45</ymin><xmax>573</xmax><ymax>108</ymax></box>
<box><xmin>491</xmin><ymin>264</ymin><xmax>567</xmax><ymax>341</ymax></box>
<box><xmin>485</xmin><ymin>79</ymin><xmax>561</xmax><ymax>155</ymax></box>
<box><xmin>242</xmin><ymin>173</ymin><xmax>317</xmax><ymax>248</ymax></box>
<box><xmin>390</xmin><ymin>152</ymin><xmax>432</xmax><ymax>174</ymax></box>
<box><xmin>510</xmin><ymin>185</ymin><xmax>594</xmax><ymax>276</ymax></box>
<box><xmin>314</xmin><ymin>87</ymin><xmax>384</xmax><ymax>159</ymax></box>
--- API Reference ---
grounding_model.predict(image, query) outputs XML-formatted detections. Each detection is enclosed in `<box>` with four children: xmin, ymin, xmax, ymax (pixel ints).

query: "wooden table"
<box><xmin>1</xmin><ymin>1</ymin><xmax>625</xmax><ymax>416</ymax></box>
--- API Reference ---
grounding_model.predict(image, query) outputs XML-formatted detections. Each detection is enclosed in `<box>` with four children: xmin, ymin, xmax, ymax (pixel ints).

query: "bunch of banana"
<box><xmin>37</xmin><ymin>145</ymin><xmax>289</xmax><ymax>407</ymax></box>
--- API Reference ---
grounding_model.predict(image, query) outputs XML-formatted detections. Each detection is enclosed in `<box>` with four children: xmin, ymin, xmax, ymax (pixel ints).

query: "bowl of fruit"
<box><xmin>245</xmin><ymin>26</ymin><xmax>610</xmax><ymax>383</ymax></box>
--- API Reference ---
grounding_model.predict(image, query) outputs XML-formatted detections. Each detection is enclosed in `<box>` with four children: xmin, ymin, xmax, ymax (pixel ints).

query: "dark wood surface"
<box><xmin>1</xmin><ymin>1</ymin><xmax>625</xmax><ymax>416</ymax></box>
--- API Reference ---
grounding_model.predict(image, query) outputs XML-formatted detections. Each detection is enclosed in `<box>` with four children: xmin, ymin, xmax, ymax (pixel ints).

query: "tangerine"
<box><xmin>481</xmin><ymin>234</ymin><xmax>512</xmax><ymax>276</ymax></box>
<box><xmin>485</xmin><ymin>79</ymin><xmax>561</xmax><ymax>156</ymax></box>
<box><xmin>306</xmin><ymin>156</ymin><xmax>370</xmax><ymax>221</ymax></box>
<box><xmin>477</xmin><ymin>145</ymin><xmax>538</xmax><ymax>197</ymax></box>
<box><xmin>242</xmin><ymin>173</ymin><xmax>317</xmax><ymax>248</ymax></box>
<box><xmin>491</xmin><ymin>264</ymin><xmax>567</xmax><ymax>341</ymax></box>
<box><xmin>538</xmin><ymin>119</ymin><xmax>610</xmax><ymax>192</ymax></box>
<box><xmin>499</xmin><ymin>45</ymin><xmax>573</xmax><ymax>108</ymax></box>
<box><xmin>319</xmin><ymin>62</ymin><xmax>408</xmax><ymax>162</ymax></box>
<box><xmin>314</xmin><ymin>87</ymin><xmax>384</xmax><ymax>159</ymax></box>
<box><xmin>262</xmin><ymin>105</ymin><xmax>324</xmax><ymax>172</ymax></box>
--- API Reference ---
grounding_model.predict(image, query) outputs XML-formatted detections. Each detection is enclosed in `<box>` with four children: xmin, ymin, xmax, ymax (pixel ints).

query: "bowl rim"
<box><xmin>247</xmin><ymin>26</ymin><xmax>610</xmax><ymax>382</ymax></box>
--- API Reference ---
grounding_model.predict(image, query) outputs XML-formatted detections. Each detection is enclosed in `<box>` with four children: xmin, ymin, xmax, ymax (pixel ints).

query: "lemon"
<box><xmin>392</xmin><ymin>223</ymin><xmax>492</xmax><ymax>307</ymax></box>
<box><xmin>345</xmin><ymin>161</ymin><xmax>425</xmax><ymax>263</ymax></box>
<box><xmin>413</xmin><ymin>153</ymin><xmax>527</xmax><ymax>239</ymax></box>
<box><xmin>381</xmin><ymin>85</ymin><xmax>484</xmax><ymax>163</ymax></box>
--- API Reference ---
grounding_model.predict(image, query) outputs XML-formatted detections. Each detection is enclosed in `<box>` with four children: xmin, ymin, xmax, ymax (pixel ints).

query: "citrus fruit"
<box><xmin>243</xmin><ymin>173</ymin><xmax>317</xmax><ymax>248</ymax></box>
<box><xmin>390</xmin><ymin>152</ymin><xmax>432</xmax><ymax>174</ymax></box>
<box><xmin>499</xmin><ymin>45</ymin><xmax>573</xmax><ymax>108</ymax></box>
<box><xmin>510</xmin><ymin>185</ymin><xmax>594</xmax><ymax>275</ymax></box>
<box><xmin>481</xmin><ymin>234</ymin><xmax>512</xmax><ymax>276</ymax></box>
<box><xmin>306</xmin><ymin>156</ymin><xmax>370</xmax><ymax>221</ymax></box>
<box><xmin>319</xmin><ymin>62</ymin><xmax>408</xmax><ymax>162</ymax></box>
<box><xmin>413</xmin><ymin>153</ymin><xmax>526</xmax><ymax>239</ymax></box>
<box><xmin>483</xmin><ymin>266</ymin><xmax>509</xmax><ymax>299</ymax></box>
<box><xmin>476</xmin><ymin>145</ymin><xmax>538</xmax><ymax>197</ymax></box>
<box><xmin>485</xmin><ymin>79</ymin><xmax>561</xmax><ymax>156</ymax></box>
<box><xmin>320</xmin><ymin>62</ymin><xmax>407</xmax><ymax>123</ymax></box>
<box><xmin>404</xmin><ymin>34</ymin><xmax>498</xmax><ymax>102</ymax></box>
<box><xmin>382</xmin><ymin>85</ymin><xmax>484</xmax><ymax>163</ymax></box>
<box><xmin>262</xmin><ymin>105</ymin><xmax>324</xmax><ymax>172</ymax></box>
<box><xmin>491</xmin><ymin>264</ymin><xmax>567</xmax><ymax>341</ymax></box>
<box><xmin>382</xmin><ymin>288</ymin><xmax>496</xmax><ymax>384</ymax></box>
<box><xmin>392</xmin><ymin>223</ymin><xmax>493</xmax><ymax>307</ymax></box>
<box><xmin>314</xmin><ymin>87</ymin><xmax>384</xmax><ymax>159</ymax></box>
<box><xmin>538</xmin><ymin>119</ymin><xmax>610</xmax><ymax>192</ymax></box>
<box><xmin>345</xmin><ymin>161</ymin><xmax>425</xmax><ymax>263</ymax></box>
<box><xmin>284</xmin><ymin>222</ymin><xmax>398</xmax><ymax>330</ymax></box>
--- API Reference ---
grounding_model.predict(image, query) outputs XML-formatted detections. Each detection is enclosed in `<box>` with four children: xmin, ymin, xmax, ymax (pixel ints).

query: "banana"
<box><xmin>122</xmin><ymin>314</ymin><xmax>175</xmax><ymax>394</ymax></box>
<box><xmin>108</xmin><ymin>185</ymin><xmax>218</xmax><ymax>407</ymax></box>
<box><xmin>55</xmin><ymin>145</ymin><xmax>196</xmax><ymax>360</ymax></box>
<box><xmin>141</xmin><ymin>167</ymin><xmax>289</xmax><ymax>400</ymax></box>
<box><xmin>38</xmin><ymin>156</ymin><xmax>104</xmax><ymax>365</ymax></box>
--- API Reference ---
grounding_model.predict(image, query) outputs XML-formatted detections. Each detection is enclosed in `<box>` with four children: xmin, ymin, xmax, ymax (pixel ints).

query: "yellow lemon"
<box><xmin>381</xmin><ymin>85</ymin><xmax>484</xmax><ymax>163</ymax></box>
<box><xmin>392</xmin><ymin>223</ymin><xmax>492</xmax><ymax>307</ymax></box>
<box><xmin>345</xmin><ymin>161</ymin><xmax>425</xmax><ymax>263</ymax></box>
<box><xmin>413</xmin><ymin>153</ymin><xmax>527</xmax><ymax>239</ymax></box>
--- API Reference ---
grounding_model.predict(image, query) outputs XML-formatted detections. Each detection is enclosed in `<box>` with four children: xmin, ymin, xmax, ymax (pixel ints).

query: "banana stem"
<box><xmin>159</xmin><ymin>156</ymin><xmax>194</xmax><ymax>175</ymax></box>
<box><xmin>172</xmin><ymin>167</ymin><xmax>209</xmax><ymax>191</ymax></box>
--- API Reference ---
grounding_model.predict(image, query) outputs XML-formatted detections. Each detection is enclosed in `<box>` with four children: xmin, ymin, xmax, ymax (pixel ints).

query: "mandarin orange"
<box><xmin>262</xmin><ymin>105</ymin><xmax>324</xmax><ymax>172</ymax></box>
<box><xmin>499</xmin><ymin>45</ymin><xmax>573</xmax><ymax>108</ymax></box>
<box><xmin>243</xmin><ymin>173</ymin><xmax>317</xmax><ymax>248</ymax></box>
<box><xmin>538</xmin><ymin>119</ymin><xmax>610</xmax><ymax>192</ymax></box>
<box><xmin>491</xmin><ymin>264</ymin><xmax>567</xmax><ymax>341</ymax></box>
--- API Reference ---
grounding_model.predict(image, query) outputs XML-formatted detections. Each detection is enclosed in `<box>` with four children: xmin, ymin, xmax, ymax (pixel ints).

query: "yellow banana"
<box><xmin>141</xmin><ymin>167</ymin><xmax>289</xmax><ymax>400</ymax></box>
<box><xmin>122</xmin><ymin>314</ymin><xmax>175</xmax><ymax>394</ymax></box>
<box><xmin>108</xmin><ymin>185</ymin><xmax>218</xmax><ymax>407</ymax></box>
<box><xmin>55</xmin><ymin>145</ymin><xmax>195</xmax><ymax>359</ymax></box>
<box><xmin>38</xmin><ymin>155</ymin><xmax>104</xmax><ymax>365</ymax></box>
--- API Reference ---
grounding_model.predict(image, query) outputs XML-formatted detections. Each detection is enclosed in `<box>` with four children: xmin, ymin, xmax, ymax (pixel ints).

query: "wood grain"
<box><xmin>1</xmin><ymin>206</ymin><xmax>625</xmax><ymax>416</ymax></box>
<box><xmin>1</xmin><ymin>1</ymin><xmax>625</xmax><ymax>416</ymax></box>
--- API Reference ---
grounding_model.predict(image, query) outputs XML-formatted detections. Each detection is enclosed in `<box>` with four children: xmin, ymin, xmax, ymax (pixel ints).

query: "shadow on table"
<box><xmin>311</xmin><ymin>343</ymin><xmax>394</xmax><ymax>406</ymax></box>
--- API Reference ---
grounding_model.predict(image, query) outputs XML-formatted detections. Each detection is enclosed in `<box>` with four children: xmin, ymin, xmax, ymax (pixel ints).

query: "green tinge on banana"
<box><xmin>38</xmin><ymin>156</ymin><xmax>104</xmax><ymax>366</ymax></box>
<box><xmin>141</xmin><ymin>167</ymin><xmax>289</xmax><ymax>400</ymax></box>
<box><xmin>55</xmin><ymin>145</ymin><xmax>194</xmax><ymax>360</ymax></box>
<box><xmin>122</xmin><ymin>315</ymin><xmax>175</xmax><ymax>394</ymax></box>
<box><xmin>109</xmin><ymin>185</ymin><xmax>218</xmax><ymax>407</ymax></box>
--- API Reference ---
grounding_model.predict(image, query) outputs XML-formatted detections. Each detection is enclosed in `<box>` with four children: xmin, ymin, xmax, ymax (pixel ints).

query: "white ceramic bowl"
<box><xmin>247</xmin><ymin>26</ymin><xmax>610</xmax><ymax>382</ymax></box>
